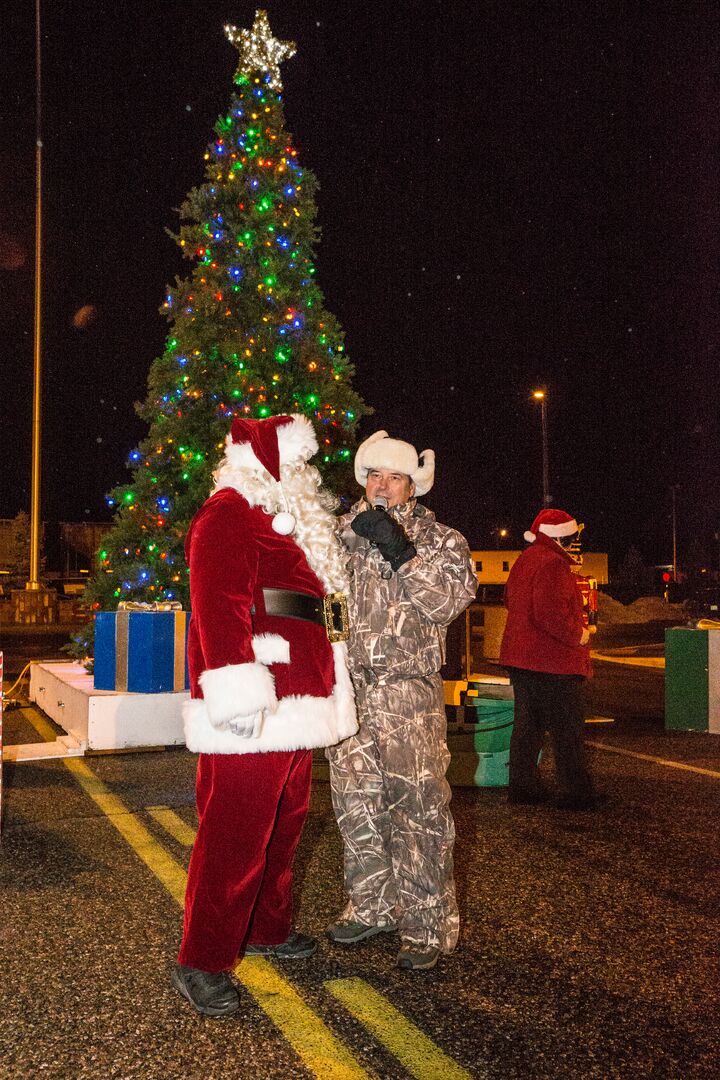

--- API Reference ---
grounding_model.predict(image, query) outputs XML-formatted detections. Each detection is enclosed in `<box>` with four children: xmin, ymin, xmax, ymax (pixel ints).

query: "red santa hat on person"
<box><xmin>524</xmin><ymin>508</ymin><xmax>578</xmax><ymax>544</ymax></box>
<box><xmin>223</xmin><ymin>413</ymin><xmax>318</xmax><ymax>535</ymax></box>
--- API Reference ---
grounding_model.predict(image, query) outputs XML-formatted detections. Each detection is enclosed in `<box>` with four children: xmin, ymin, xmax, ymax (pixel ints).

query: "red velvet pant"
<box><xmin>178</xmin><ymin>748</ymin><xmax>312</xmax><ymax>972</ymax></box>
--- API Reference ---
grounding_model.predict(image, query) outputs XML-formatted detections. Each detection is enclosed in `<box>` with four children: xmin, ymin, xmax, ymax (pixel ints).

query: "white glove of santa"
<box><xmin>227</xmin><ymin>710</ymin><xmax>264</xmax><ymax>739</ymax></box>
<box><xmin>579</xmin><ymin>627</ymin><xmax>591</xmax><ymax>647</ymax></box>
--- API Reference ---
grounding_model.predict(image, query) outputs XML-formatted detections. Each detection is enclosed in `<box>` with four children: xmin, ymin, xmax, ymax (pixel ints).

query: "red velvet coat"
<box><xmin>499</xmin><ymin>532</ymin><xmax>591</xmax><ymax>677</ymax></box>
<box><xmin>182</xmin><ymin>487</ymin><xmax>356</xmax><ymax>754</ymax></box>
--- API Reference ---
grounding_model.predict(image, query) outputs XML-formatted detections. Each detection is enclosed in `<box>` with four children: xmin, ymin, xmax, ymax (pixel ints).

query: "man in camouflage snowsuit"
<box><xmin>327</xmin><ymin>430</ymin><xmax>477</xmax><ymax>971</ymax></box>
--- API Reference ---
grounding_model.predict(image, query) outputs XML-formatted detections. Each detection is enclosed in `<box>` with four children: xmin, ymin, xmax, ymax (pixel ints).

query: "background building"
<box><xmin>471</xmin><ymin>550</ymin><xmax>609</xmax><ymax>591</ymax></box>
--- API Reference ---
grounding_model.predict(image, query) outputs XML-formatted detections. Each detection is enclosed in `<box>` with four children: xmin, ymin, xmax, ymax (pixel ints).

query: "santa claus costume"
<box><xmin>174</xmin><ymin>414</ymin><xmax>356</xmax><ymax>1009</ymax></box>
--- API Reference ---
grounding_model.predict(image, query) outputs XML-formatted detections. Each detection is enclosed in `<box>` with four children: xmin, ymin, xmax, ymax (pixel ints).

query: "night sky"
<box><xmin>2</xmin><ymin>1</ymin><xmax>719</xmax><ymax>571</ymax></box>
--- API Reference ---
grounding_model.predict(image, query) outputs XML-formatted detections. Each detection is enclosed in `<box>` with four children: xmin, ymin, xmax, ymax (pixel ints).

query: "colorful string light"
<box><xmin>84</xmin><ymin>12</ymin><xmax>365</xmax><ymax>619</ymax></box>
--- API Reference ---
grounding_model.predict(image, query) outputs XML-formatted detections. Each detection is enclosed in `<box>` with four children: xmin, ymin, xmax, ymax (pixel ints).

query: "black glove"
<box><xmin>351</xmin><ymin>509</ymin><xmax>417</xmax><ymax>571</ymax></box>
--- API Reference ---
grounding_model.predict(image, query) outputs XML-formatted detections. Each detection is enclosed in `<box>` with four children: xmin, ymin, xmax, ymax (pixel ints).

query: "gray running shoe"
<box><xmin>245</xmin><ymin>931</ymin><xmax>317</xmax><ymax>959</ymax></box>
<box><xmin>326</xmin><ymin>919</ymin><xmax>394</xmax><ymax>945</ymax></box>
<box><xmin>396</xmin><ymin>946</ymin><xmax>440</xmax><ymax>971</ymax></box>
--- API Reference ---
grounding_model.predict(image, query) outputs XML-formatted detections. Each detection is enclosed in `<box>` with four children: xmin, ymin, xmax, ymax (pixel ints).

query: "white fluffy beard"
<box><xmin>213</xmin><ymin>460</ymin><xmax>349</xmax><ymax>594</ymax></box>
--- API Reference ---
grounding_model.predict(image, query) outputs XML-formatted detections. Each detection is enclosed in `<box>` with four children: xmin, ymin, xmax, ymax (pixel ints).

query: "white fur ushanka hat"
<box><xmin>354</xmin><ymin>430</ymin><xmax>435</xmax><ymax>496</ymax></box>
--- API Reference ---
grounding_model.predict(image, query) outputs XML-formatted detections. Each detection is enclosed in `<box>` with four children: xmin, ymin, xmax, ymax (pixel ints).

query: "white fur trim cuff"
<box><xmin>198</xmin><ymin>661</ymin><xmax>277</xmax><ymax>728</ymax></box>
<box><xmin>252</xmin><ymin>633</ymin><xmax>290</xmax><ymax>665</ymax></box>
<box><xmin>184</xmin><ymin>641</ymin><xmax>358</xmax><ymax>755</ymax></box>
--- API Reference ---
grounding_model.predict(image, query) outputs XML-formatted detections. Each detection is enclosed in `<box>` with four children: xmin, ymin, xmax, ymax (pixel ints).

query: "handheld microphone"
<box><xmin>372</xmin><ymin>496</ymin><xmax>389</xmax><ymax>511</ymax></box>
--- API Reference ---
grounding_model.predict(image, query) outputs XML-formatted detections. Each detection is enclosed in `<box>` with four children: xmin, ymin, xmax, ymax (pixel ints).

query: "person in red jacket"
<box><xmin>499</xmin><ymin>508</ymin><xmax>600</xmax><ymax>810</ymax></box>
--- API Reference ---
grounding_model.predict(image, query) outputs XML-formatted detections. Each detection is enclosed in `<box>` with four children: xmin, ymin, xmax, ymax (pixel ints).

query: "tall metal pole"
<box><xmin>532</xmin><ymin>389</ymin><xmax>551</xmax><ymax>507</ymax></box>
<box><xmin>671</xmin><ymin>485</ymin><xmax>678</xmax><ymax>583</ymax></box>
<box><xmin>28</xmin><ymin>0</ymin><xmax>43</xmax><ymax>591</ymax></box>
<box><xmin>540</xmin><ymin>396</ymin><xmax>551</xmax><ymax>507</ymax></box>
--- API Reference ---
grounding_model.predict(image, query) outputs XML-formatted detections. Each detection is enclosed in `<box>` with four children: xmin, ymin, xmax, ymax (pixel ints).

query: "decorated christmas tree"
<box><xmin>82</xmin><ymin>11</ymin><xmax>367</xmax><ymax>627</ymax></box>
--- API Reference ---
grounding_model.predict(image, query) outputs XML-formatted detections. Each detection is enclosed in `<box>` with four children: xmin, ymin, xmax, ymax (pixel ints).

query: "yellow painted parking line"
<box><xmin>20</xmin><ymin>706</ymin><xmax>59</xmax><ymax>742</ymax></box>
<box><xmin>63</xmin><ymin>759</ymin><xmax>188</xmax><ymax>905</ymax></box>
<box><xmin>587</xmin><ymin>741</ymin><xmax>720</xmax><ymax>778</ymax></box>
<box><xmin>147</xmin><ymin>805</ymin><xmax>197</xmax><ymax>846</ymax></box>
<box><xmin>63</xmin><ymin>758</ymin><xmax>371</xmax><ymax>1079</ymax></box>
<box><xmin>326</xmin><ymin>978</ymin><xmax>475</xmax><ymax>1080</ymax></box>
<box><xmin>591</xmin><ymin>652</ymin><xmax>665</xmax><ymax>669</ymax></box>
<box><xmin>239</xmin><ymin>960</ymin><xmax>369</xmax><ymax>1080</ymax></box>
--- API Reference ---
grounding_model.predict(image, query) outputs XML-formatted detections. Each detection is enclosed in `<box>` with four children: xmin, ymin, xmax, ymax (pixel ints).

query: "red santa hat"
<box><xmin>227</xmin><ymin>414</ymin><xmax>317</xmax><ymax>477</ymax></box>
<box><xmin>524</xmin><ymin>508</ymin><xmax>578</xmax><ymax>544</ymax></box>
<box><xmin>225</xmin><ymin>414</ymin><xmax>319</xmax><ymax>534</ymax></box>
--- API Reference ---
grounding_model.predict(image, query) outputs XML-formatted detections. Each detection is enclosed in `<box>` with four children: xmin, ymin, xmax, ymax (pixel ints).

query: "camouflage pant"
<box><xmin>327</xmin><ymin>672</ymin><xmax>459</xmax><ymax>953</ymax></box>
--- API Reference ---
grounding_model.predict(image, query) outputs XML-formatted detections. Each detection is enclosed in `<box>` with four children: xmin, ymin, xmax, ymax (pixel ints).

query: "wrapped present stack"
<box><xmin>94</xmin><ymin>602</ymin><xmax>189</xmax><ymax>694</ymax></box>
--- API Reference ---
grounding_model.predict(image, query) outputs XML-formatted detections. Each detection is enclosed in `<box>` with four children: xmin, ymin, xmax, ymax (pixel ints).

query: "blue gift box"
<box><xmin>94</xmin><ymin>609</ymin><xmax>189</xmax><ymax>693</ymax></box>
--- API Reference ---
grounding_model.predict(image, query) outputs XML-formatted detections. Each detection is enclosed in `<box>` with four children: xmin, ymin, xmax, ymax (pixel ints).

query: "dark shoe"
<box><xmin>507</xmin><ymin>789</ymin><xmax>545</xmax><ymax>805</ymax></box>
<box><xmin>245</xmin><ymin>930</ymin><xmax>317</xmax><ymax>959</ymax></box>
<box><xmin>326</xmin><ymin>919</ymin><xmax>395</xmax><ymax>945</ymax></box>
<box><xmin>555</xmin><ymin>792</ymin><xmax>609</xmax><ymax>811</ymax></box>
<box><xmin>397</xmin><ymin>945</ymin><xmax>440</xmax><ymax>971</ymax></box>
<box><xmin>171</xmin><ymin>964</ymin><xmax>240</xmax><ymax>1017</ymax></box>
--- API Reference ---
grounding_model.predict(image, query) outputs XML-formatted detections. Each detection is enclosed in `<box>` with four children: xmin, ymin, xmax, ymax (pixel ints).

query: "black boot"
<box><xmin>172</xmin><ymin>964</ymin><xmax>240</xmax><ymax>1017</ymax></box>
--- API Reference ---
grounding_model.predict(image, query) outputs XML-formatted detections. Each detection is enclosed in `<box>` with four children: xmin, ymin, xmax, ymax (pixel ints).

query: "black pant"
<box><xmin>506</xmin><ymin>668</ymin><xmax>593</xmax><ymax>800</ymax></box>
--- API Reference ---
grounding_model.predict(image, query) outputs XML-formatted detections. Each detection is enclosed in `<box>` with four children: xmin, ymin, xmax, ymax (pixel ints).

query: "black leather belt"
<box><xmin>263</xmin><ymin>588</ymin><xmax>324</xmax><ymax>624</ymax></box>
<box><xmin>259</xmin><ymin>588</ymin><xmax>349</xmax><ymax>642</ymax></box>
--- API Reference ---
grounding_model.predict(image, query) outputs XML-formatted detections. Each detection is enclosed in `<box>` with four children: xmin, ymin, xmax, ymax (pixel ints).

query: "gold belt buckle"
<box><xmin>323</xmin><ymin>592</ymin><xmax>349</xmax><ymax>642</ymax></box>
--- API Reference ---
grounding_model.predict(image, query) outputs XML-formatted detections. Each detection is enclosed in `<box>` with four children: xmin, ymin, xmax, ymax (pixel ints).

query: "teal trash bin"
<box><xmin>465</xmin><ymin>696</ymin><xmax>515</xmax><ymax>787</ymax></box>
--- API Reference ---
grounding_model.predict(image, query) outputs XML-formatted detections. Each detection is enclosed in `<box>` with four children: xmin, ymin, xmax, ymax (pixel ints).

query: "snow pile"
<box><xmin>597</xmin><ymin>593</ymin><xmax>686</xmax><ymax>625</ymax></box>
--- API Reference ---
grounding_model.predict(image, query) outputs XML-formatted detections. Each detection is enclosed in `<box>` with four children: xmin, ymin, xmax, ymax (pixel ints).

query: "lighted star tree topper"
<box><xmin>79</xmin><ymin>10</ymin><xmax>368</xmax><ymax>629</ymax></box>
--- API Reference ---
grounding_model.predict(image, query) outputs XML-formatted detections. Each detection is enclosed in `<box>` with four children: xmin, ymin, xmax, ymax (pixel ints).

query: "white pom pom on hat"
<box><xmin>524</xmin><ymin>508</ymin><xmax>578</xmax><ymax>544</ymax></box>
<box><xmin>271</xmin><ymin>511</ymin><xmax>296</xmax><ymax>535</ymax></box>
<box><xmin>354</xmin><ymin>430</ymin><xmax>435</xmax><ymax>496</ymax></box>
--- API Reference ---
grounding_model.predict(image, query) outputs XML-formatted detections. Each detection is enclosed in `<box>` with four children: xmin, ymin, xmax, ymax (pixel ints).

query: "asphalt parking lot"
<box><xmin>1</xmin><ymin>647</ymin><xmax>719</xmax><ymax>1079</ymax></box>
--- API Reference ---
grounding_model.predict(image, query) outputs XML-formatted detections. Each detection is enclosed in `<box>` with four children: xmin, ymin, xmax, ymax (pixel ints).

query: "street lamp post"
<box><xmin>532</xmin><ymin>388</ymin><xmax>551</xmax><ymax>507</ymax></box>
<box><xmin>28</xmin><ymin>0</ymin><xmax>43</xmax><ymax>592</ymax></box>
<box><xmin>12</xmin><ymin>0</ymin><xmax>57</xmax><ymax>625</ymax></box>
<box><xmin>671</xmin><ymin>485</ymin><xmax>679</xmax><ymax>583</ymax></box>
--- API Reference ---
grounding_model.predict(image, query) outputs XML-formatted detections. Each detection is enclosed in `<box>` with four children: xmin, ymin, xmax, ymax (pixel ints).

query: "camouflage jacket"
<box><xmin>339</xmin><ymin>498</ymin><xmax>478</xmax><ymax>678</ymax></box>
